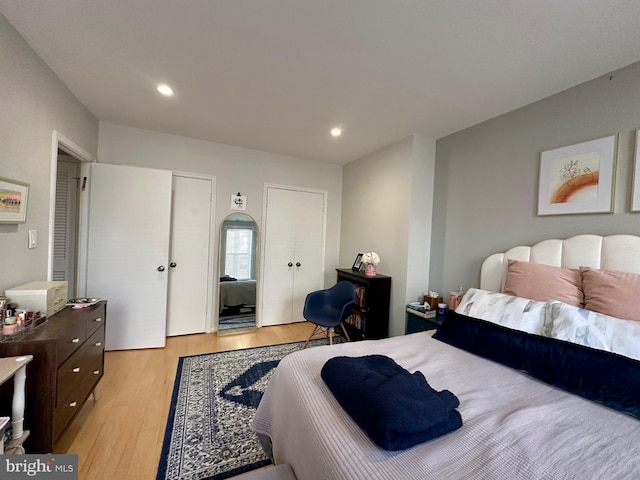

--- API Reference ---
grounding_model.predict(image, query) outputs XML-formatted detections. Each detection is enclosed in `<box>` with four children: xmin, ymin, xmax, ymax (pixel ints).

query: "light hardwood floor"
<box><xmin>52</xmin><ymin>322</ymin><xmax>316</xmax><ymax>480</ymax></box>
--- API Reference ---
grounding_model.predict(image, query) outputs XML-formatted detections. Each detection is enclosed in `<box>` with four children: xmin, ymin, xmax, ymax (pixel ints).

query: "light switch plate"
<box><xmin>28</xmin><ymin>230</ymin><xmax>37</xmax><ymax>249</ymax></box>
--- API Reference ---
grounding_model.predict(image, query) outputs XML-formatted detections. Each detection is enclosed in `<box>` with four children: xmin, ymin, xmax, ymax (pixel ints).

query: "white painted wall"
<box><xmin>406</xmin><ymin>135</ymin><xmax>435</xmax><ymax>304</ymax></box>
<box><xmin>340</xmin><ymin>134</ymin><xmax>435</xmax><ymax>336</ymax></box>
<box><xmin>97</xmin><ymin>122</ymin><xmax>343</xmax><ymax>289</ymax></box>
<box><xmin>0</xmin><ymin>14</ymin><xmax>98</xmax><ymax>293</ymax></box>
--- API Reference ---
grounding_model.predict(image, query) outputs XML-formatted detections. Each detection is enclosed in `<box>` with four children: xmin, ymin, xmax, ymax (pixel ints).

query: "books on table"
<box><xmin>406</xmin><ymin>303</ymin><xmax>437</xmax><ymax>318</ymax></box>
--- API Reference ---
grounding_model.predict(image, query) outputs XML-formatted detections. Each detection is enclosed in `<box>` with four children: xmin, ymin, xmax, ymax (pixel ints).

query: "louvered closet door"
<box><xmin>52</xmin><ymin>158</ymin><xmax>80</xmax><ymax>295</ymax></box>
<box><xmin>261</xmin><ymin>187</ymin><xmax>325</xmax><ymax>326</ymax></box>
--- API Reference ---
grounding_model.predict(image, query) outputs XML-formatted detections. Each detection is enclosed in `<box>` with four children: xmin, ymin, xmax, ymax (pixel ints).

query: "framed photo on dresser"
<box><xmin>352</xmin><ymin>253</ymin><xmax>363</xmax><ymax>271</ymax></box>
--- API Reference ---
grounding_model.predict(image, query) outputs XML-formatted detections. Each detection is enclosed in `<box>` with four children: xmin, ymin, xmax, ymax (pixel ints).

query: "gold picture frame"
<box><xmin>631</xmin><ymin>129</ymin><xmax>640</xmax><ymax>212</ymax></box>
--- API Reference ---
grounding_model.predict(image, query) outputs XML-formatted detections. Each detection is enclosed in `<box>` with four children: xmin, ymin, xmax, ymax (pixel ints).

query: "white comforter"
<box><xmin>219</xmin><ymin>280</ymin><xmax>256</xmax><ymax>313</ymax></box>
<box><xmin>251</xmin><ymin>332</ymin><xmax>640</xmax><ymax>480</ymax></box>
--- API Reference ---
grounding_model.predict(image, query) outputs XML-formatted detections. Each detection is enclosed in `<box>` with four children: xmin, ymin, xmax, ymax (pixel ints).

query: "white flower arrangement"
<box><xmin>361</xmin><ymin>252</ymin><xmax>380</xmax><ymax>265</ymax></box>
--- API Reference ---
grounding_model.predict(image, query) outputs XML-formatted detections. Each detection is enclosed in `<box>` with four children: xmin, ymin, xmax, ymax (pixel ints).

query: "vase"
<box><xmin>364</xmin><ymin>263</ymin><xmax>377</xmax><ymax>277</ymax></box>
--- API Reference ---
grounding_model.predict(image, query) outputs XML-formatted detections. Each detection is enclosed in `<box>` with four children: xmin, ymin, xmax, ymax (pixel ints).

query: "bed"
<box><xmin>251</xmin><ymin>234</ymin><xmax>640</xmax><ymax>479</ymax></box>
<box><xmin>219</xmin><ymin>279</ymin><xmax>256</xmax><ymax>314</ymax></box>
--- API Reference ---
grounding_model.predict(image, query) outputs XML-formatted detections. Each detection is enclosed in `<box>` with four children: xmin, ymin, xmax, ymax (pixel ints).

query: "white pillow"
<box><xmin>543</xmin><ymin>301</ymin><xmax>640</xmax><ymax>361</ymax></box>
<box><xmin>455</xmin><ymin>288</ymin><xmax>546</xmax><ymax>335</ymax></box>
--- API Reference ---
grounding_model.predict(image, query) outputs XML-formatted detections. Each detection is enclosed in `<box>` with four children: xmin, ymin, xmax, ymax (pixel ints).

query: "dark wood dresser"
<box><xmin>0</xmin><ymin>301</ymin><xmax>106</xmax><ymax>453</ymax></box>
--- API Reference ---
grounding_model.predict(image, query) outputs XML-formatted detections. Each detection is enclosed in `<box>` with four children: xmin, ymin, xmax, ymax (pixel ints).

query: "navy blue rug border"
<box><xmin>178</xmin><ymin>339</ymin><xmax>311</xmax><ymax>361</ymax></box>
<box><xmin>156</xmin><ymin>355</ymin><xmax>185</xmax><ymax>480</ymax></box>
<box><xmin>156</xmin><ymin>339</ymin><xmax>329</xmax><ymax>480</ymax></box>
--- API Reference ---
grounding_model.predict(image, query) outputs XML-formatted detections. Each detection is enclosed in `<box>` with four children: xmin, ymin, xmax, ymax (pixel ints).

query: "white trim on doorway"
<box><xmin>48</xmin><ymin>131</ymin><xmax>96</xmax><ymax>296</ymax></box>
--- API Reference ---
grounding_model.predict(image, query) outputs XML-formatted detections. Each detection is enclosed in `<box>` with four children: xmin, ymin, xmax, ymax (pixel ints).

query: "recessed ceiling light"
<box><xmin>157</xmin><ymin>84</ymin><xmax>174</xmax><ymax>96</ymax></box>
<box><xmin>330</xmin><ymin>127</ymin><xmax>342</xmax><ymax>137</ymax></box>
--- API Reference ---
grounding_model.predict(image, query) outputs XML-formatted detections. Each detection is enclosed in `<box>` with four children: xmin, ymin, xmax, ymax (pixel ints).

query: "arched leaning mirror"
<box><xmin>217</xmin><ymin>213</ymin><xmax>258</xmax><ymax>333</ymax></box>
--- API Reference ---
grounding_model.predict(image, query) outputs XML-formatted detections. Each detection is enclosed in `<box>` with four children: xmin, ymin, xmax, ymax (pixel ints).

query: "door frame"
<box><xmin>259</xmin><ymin>183</ymin><xmax>328</xmax><ymax>327</ymax></box>
<box><xmin>47</xmin><ymin>131</ymin><xmax>96</xmax><ymax>296</ymax></box>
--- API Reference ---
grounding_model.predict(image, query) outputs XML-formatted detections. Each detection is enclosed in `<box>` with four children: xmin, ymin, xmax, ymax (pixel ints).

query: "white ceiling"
<box><xmin>2</xmin><ymin>1</ymin><xmax>640</xmax><ymax>164</ymax></box>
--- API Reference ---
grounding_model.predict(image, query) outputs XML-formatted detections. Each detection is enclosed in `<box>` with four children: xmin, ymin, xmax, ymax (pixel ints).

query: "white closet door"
<box><xmin>166</xmin><ymin>174</ymin><xmax>213</xmax><ymax>336</ymax></box>
<box><xmin>261</xmin><ymin>187</ymin><xmax>325</xmax><ymax>326</ymax></box>
<box><xmin>291</xmin><ymin>191</ymin><xmax>325</xmax><ymax>323</ymax></box>
<box><xmin>261</xmin><ymin>188</ymin><xmax>296</xmax><ymax>326</ymax></box>
<box><xmin>86</xmin><ymin>163</ymin><xmax>172</xmax><ymax>350</ymax></box>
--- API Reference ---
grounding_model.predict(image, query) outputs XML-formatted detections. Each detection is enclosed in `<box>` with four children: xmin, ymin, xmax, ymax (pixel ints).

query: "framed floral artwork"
<box><xmin>537</xmin><ymin>135</ymin><xmax>616</xmax><ymax>216</ymax></box>
<box><xmin>631</xmin><ymin>130</ymin><xmax>640</xmax><ymax>212</ymax></box>
<box><xmin>0</xmin><ymin>177</ymin><xmax>29</xmax><ymax>223</ymax></box>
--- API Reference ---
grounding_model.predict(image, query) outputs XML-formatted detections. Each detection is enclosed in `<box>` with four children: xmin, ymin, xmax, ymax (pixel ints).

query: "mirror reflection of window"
<box><xmin>224</xmin><ymin>228</ymin><xmax>253</xmax><ymax>279</ymax></box>
<box><xmin>221</xmin><ymin>215</ymin><xmax>257</xmax><ymax>280</ymax></box>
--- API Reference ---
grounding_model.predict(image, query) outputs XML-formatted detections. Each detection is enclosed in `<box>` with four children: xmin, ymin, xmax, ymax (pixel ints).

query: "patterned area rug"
<box><xmin>156</xmin><ymin>338</ymin><xmax>341</xmax><ymax>480</ymax></box>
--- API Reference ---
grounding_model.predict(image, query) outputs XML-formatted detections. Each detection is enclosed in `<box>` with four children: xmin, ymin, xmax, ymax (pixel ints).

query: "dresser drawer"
<box><xmin>56</xmin><ymin>327</ymin><xmax>105</xmax><ymax>408</ymax></box>
<box><xmin>53</xmin><ymin>399</ymin><xmax>83</xmax><ymax>442</ymax></box>
<box><xmin>56</xmin><ymin>321</ymin><xmax>86</xmax><ymax>364</ymax></box>
<box><xmin>85</xmin><ymin>304</ymin><xmax>106</xmax><ymax>336</ymax></box>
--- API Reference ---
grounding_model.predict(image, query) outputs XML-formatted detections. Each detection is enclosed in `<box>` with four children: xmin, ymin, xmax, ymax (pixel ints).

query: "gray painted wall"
<box><xmin>0</xmin><ymin>14</ymin><xmax>98</xmax><ymax>293</ymax></box>
<box><xmin>430</xmin><ymin>61</ymin><xmax>640</xmax><ymax>297</ymax></box>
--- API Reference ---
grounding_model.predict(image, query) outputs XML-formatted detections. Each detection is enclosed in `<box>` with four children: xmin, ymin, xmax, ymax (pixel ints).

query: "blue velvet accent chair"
<box><xmin>302</xmin><ymin>281</ymin><xmax>358</xmax><ymax>349</ymax></box>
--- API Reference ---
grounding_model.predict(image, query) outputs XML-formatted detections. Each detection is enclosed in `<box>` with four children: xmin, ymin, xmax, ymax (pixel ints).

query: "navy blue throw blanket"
<box><xmin>433</xmin><ymin>311</ymin><xmax>640</xmax><ymax>419</ymax></box>
<box><xmin>321</xmin><ymin>355</ymin><xmax>462</xmax><ymax>451</ymax></box>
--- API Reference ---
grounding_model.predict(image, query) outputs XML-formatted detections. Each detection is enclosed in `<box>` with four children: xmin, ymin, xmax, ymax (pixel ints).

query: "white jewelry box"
<box><xmin>4</xmin><ymin>281</ymin><xmax>68</xmax><ymax>318</ymax></box>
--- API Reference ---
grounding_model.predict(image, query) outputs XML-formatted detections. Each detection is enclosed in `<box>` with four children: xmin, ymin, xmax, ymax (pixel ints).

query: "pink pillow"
<box><xmin>504</xmin><ymin>260</ymin><xmax>583</xmax><ymax>307</ymax></box>
<box><xmin>581</xmin><ymin>267</ymin><xmax>640</xmax><ymax>321</ymax></box>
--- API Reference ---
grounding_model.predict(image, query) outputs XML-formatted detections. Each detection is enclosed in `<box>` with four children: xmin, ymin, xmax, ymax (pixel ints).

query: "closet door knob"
<box><xmin>296</xmin><ymin>262</ymin><xmax>301</xmax><ymax>267</ymax></box>
<box><xmin>157</xmin><ymin>266</ymin><xmax>166</xmax><ymax>272</ymax></box>
<box><xmin>170</xmin><ymin>262</ymin><xmax>177</xmax><ymax>268</ymax></box>
<box><xmin>287</xmin><ymin>262</ymin><xmax>293</xmax><ymax>267</ymax></box>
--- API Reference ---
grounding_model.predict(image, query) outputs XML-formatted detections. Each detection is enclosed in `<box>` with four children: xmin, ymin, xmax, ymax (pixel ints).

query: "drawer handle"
<box><xmin>71</xmin><ymin>338</ymin><xmax>80</xmax><ymax>343</ymax></box>
<box><xmin>95</xmin><ymin>342</ymin><xmax>102</xmax><ymax>347</ymax></box>
<box><xmin>93</xmin><ymin>370</ymin><xmax>100</xmax><ymax>375</ymax></box>
<box><xmin>95</xmin><ymin>317</ymin><xmax>102</xmax><ymax>322</ymax></box>
<box><xmin>72</xmin><ymin>367</ymin><xmax>80</xmax><ymax>373</ymax></box>
<box><xmin>69</xmin><ymin>402</ymin><xmax>77</xmax><ymax>407</ymax></box>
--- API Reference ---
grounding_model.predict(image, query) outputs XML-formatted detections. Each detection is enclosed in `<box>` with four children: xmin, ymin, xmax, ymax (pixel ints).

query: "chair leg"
<box><xmin>303</xmin><ymin>325</ymin><xmax>320</xmax><ymax>349</ymax></box>
<box><xmin>329</xmin><ymin>327</ymin><xmax>334</xmax><ymax>345</ymax></box>
<box><xmin>340</xmin><ymin>322</ymin><xmax>351</xmax><ymax>342</ymax></box>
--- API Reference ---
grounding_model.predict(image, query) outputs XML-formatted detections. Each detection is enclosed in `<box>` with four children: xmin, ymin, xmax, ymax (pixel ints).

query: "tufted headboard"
<box><xmin>480</xmin><ymin>234</ymin><xmax>640</xmax><ymax>293</ymax></box>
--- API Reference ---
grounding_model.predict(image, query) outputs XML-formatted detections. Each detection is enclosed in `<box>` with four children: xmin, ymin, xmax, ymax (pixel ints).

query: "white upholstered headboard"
<box><xmin>480</xmin><ymin>234</ymin><xmax>640</xmax><ymax>293</ymax></box>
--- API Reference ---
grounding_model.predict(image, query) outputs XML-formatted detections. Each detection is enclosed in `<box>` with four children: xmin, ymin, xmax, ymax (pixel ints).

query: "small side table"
<box><xmin>405</xmin><ymin>307</ymin><xmax>445</xmax><ymax>334</ymax></box>
<box><xmin>0</xmin><ymin>355</ymin><xmax>32</xmax><ymax>454</ymax></box>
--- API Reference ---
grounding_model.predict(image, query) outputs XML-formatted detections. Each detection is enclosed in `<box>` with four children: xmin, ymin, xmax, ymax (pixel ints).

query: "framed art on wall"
<box><xmin>537</xmin><ymin>135</ymin><xmax>616</xmax><ymax>216</ymax></box>
<box><xmin>0</xmin><ymin>177</ymin><xmax>29</xmax><ymax>223</ymax></box>
<box><xmin>631</xmin><ymin>130</ymin><xmax>640</xmax><ymax>212</ymax></box>
<box><xmin>230</xmin><ymin>193</ymin><xmax>247</xmax><ymax>211</ymax></box>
